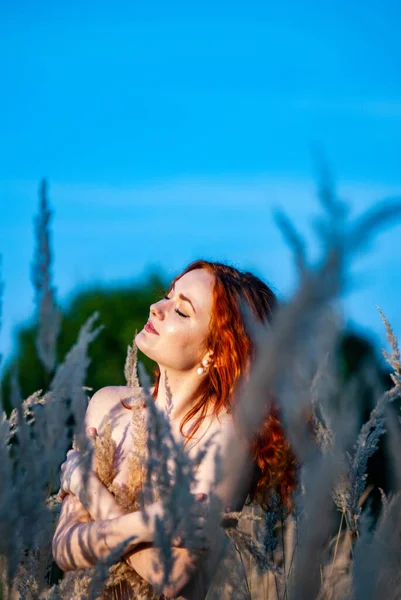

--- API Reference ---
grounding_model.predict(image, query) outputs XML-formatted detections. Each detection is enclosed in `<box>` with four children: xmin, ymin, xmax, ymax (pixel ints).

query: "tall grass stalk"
<box><xmin>31</xmin><ymin>179</ymin><xmax>61</xmax><ymax>375</ymax></box>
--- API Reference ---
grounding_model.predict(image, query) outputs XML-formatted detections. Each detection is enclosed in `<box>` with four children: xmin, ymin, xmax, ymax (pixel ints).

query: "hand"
<box><xmin>59</xmin><ymin>427</ymin><xmax>99</xmax><ymax>500</ymax></box>
<box><xmin>58</xmin><ymin>427</ymin><xmax>97</xmax><ymax>500</ymax></box>
<box><xmin>59</xmin><ymin>449</ymin><xmax>86</xmax><ymax>499</ymax></box>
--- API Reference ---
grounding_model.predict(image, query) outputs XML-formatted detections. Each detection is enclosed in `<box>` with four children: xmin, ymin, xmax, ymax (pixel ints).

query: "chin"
<box><xmin>135</xmin><ymin>330</ymin><xmax>156</xmax><ymax>360</ymax></box>
<box><xmin>135</xmin><ymin>330</ymin><xmax>146</xmax><ymax>351</ymax></box>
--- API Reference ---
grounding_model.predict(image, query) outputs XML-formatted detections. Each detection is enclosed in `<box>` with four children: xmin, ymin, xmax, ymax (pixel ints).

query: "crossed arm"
<box><xmin>52</xmin><ymin>482</ymin><xmax>198</xmax><ymax>597</ymax></box>
<box><xmin>52</xmin><ymin>493</ymin><xmax>146</xmax><ymax>569</ymax></box>
<box><xmin>52</xmin><ymin>388</ymin><xmax>212</xmax><ymax>596</ymax></box>
<box><xmin>52</xmin><ymin>386</ymin><xmax>253</xmax><ymax>598</ymax></box>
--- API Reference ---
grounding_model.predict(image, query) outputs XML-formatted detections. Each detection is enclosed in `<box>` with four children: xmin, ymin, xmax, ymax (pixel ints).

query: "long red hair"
<box><xmin>152</xmin><ymin>260</ymin><xmax>297</xmax><ymax>510</ymax></box>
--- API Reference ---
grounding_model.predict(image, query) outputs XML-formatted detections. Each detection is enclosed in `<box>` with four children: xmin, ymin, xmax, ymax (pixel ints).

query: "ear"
<box><xmin>202</xmin><ymin>350</ymin><xmax>221</xmax><ymax>368</ymax></box>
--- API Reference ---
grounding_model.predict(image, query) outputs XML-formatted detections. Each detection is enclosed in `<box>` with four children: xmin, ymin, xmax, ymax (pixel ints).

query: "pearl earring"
<box><xmin>197</xmin><ymin>359</ymin><xmax>210</xmax><ymax>375</ymax></box>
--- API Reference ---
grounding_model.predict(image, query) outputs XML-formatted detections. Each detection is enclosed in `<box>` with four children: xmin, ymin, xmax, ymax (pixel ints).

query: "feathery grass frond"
<box><xmin>332</xmin><ymin>384</ymin><xmax>388</xmax><ymax>532</ymax></box>
<box><xmin>93</xmin><ymin>418</ymin><xmax>117</xmax><ymax>488</ymax></box>
<box><xmin>31</xmin><ymin>179</ymin><xmax>61</xmax><ymax>373</ymax></box>
<box><xmin>377</xmin><ymin>306</ymin><xmax>401</xmax><ymax>395</ymax></box>
<box><xmin>347</xmin><ymin>199</ymin><xmax>401</xmax><ymax>256</ymax></box>
<box><xmin>87</xmin><ymin>535</ymin><xmax>137</xmax><ymax>600</ymax></box>
<box><xmin>124</xmin><ymin>333</ymin><xmax>140</xmax><ymax>390</ymax></box>
<box><xmin>273</xmin><ymin>209</ymin><xmax>307</xmax><ymax>275</ymax></box>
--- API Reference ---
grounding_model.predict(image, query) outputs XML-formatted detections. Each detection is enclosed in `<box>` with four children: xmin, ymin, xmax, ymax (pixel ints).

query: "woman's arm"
<box><xmin>54</xmin><ymin>457</ymin><xmax>207</xmax><ymax>579</ymax></box>
<box><xmin>61</xmin><ymin>386</ymin><xmax>229</xmax><ymax>596</ymax></box>
<box><xmin>52</xmin><ymin>494</ymin><xmax>162</xmax><ymax>572</ymax></box>
<box><xmin>125</xmin><ymin>545</ymin><xmax>200</xmax><ymax>598</ymax></box>
<box><xmin>59</xmin><ymin>451</ymin><xmax>125</xmax><ymax>521</ymax></box>
<box><xmin>57</xmin><ymin>386</ymin><xmax>208</xmax><ymax>592</ymax></box>
<box><xmin>57</xmin><ymin>468</ymin><xmax>208</xmax><ymax>594</ymax></box>
<box><xmin>52</xmin><ymin>494</ymin><xmax>204</xmax><ymax>597</ymax></box>
<box><xmin>59</xmin><ymin>458</ymin><xmax>207</xmax><ymax>596</ymax></box>
<box><xmin>59</xmin><ymin>386</ymin><xmax>138</xmax><ymax>521</ymax></box>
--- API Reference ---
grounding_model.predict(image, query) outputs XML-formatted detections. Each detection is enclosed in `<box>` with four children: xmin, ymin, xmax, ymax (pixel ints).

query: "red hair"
<box><xmin>152</xmin><ymin>260</ymin><xmax>297</xmax><ymax>510</ymax></box>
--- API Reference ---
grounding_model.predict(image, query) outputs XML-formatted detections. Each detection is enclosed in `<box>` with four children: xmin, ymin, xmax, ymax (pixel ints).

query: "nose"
<box><xmin>150</xmin><ymin>301</ymin><xmax>165</xmax><ymax>320</ymax></box>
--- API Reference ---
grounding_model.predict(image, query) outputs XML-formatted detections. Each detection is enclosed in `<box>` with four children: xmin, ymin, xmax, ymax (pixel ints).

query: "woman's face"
<box><xmin>135</xmin><ymin>268</ymin><xmax>215</xmax><ymax>372</ymax></box>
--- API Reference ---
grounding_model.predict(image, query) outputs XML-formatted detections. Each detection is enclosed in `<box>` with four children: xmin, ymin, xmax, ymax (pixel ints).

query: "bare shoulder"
<box><xmin>88</xmin><ymin>385</ymin><xmax>132</xmax><ymax>408</ymax></box>
<box><xmin>85</xmin><ymin>385</ymin><xmax>132</xmax><ymax>430</ymax></box>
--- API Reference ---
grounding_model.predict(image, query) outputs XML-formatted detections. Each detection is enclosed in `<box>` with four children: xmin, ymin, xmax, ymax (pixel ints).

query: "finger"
<box><xmin>87</xmin><ymin>427</ymin><xmax>97</xmax><ymax>439</ymax></box>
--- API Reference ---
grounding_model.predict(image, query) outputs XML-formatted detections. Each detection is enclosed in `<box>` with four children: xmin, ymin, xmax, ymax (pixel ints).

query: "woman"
<box><xmin>52</xmin><ymin>260</ymin><xmax>297</xmax><ymax>599</ymax></box>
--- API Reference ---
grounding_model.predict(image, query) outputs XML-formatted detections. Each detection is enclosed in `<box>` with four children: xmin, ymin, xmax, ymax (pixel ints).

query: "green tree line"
<box><xmin>0</xmin><ymin>274</ymin><xmax>167</xmax><ymax>413</ymax></box>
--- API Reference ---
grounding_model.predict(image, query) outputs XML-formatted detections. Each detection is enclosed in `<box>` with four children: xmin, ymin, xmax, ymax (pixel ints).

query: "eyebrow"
<box><xmin>171</xmin><ymin>285</ymin><xmax>196</xmax><ymax>313</ymax></box>
<box><xmin>178</xmin><ymin>293</ymin><xmax>196</xmax><ymax>313</ymax></box>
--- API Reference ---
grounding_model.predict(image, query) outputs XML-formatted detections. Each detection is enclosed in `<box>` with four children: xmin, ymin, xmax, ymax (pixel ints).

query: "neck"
<box><xmin>155</xmin><ymin>367</ymin><xmax>207</xmax><ymax>426</ymax></box>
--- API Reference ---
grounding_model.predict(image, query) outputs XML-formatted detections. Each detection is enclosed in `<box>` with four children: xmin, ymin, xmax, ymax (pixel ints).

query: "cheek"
<box><xmin>164</xmin><ymin>322</ymin><xmax>207</xmax><ymax>363</ymax></box>
<box><xmin>165</xmin><ymin>322</ymin><xmax>197</xmax><ymax>350</ymax></box>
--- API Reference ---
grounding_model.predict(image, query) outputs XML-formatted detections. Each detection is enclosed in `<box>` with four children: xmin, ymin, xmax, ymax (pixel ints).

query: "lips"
<box><xmin>144</xmin><ymin>319</ymin><xmax>159</xmax><ymax>335</ymax></box>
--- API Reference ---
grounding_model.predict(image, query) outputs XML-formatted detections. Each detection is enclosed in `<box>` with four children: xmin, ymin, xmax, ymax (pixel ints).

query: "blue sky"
<box><xmin>1</xmin><ymin>0</ymin><xmax>401</xmax><ymax>368</ymax></box>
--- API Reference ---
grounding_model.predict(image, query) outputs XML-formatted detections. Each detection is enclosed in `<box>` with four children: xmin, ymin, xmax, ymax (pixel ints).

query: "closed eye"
<box><xmin>163</xmin><ymin>295</ymin><xmax>190</xmax><ymax>318</ymax></box>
